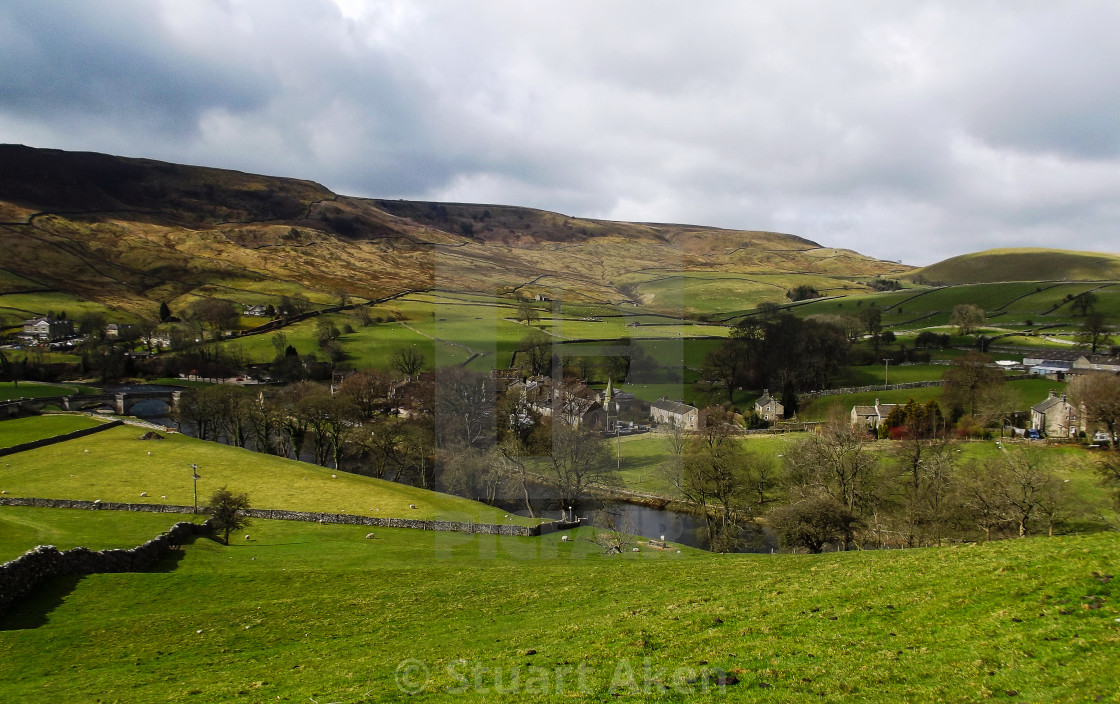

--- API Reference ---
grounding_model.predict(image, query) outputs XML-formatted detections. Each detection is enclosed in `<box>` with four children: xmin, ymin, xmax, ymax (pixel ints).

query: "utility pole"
<box><xmin>882</xmin><ymin>358</ymin><xmax>891</xmax><ymax>385</ymax></box>
<box><xmin>191</xmin><ymin>464</ymin><xmax>200</xmax><ymax>514</ymax></box>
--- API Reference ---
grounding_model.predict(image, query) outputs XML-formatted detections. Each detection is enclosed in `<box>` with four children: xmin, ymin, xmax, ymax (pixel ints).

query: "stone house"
<box><xmin>1030</xmin><ymin>390</ymin><xmax>1081</xmax><ymax>438</ymax></box>
<box><xmin>650</xmin><ymin>398</ymin><xmax>700</xmax><ymax>430</ymax></box>
<box><xmin>754</xmin><ymin>389</ymin><xmax>784</xmax><ymax>422</ymax></box>
<box><xmin>850</xmin><ymin>398</ymin><xmax>898</xmax><ymax>430</ymax></box>
<box><xmin>515</xmin><ymin>376</ymin><xmax>607</xmax><ymax>429</ymax></box>
<box><xmin>105</xmin><ymin>323</ymin><xmax>138</xmax><ymax>339</ymax></box>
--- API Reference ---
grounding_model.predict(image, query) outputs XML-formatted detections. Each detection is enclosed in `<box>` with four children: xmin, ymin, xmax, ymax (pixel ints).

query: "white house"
<box><xmin>21</xmin><ymin>317</ymin><xmax>74</xmax><ymax>341</ymax></box>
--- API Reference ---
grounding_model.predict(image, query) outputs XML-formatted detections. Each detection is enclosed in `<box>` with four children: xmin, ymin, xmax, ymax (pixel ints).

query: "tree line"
<box><xmin>664</xmin><ymin>407</ymin><xmax>1114</xmax><ymax>553</ymax></box>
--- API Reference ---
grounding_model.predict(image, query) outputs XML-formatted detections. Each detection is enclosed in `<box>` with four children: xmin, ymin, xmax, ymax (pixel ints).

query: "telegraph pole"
<box><xmin>191</xmin><ymin>464</ymin><xmax>200</xmax><ymax>514</ymax></box>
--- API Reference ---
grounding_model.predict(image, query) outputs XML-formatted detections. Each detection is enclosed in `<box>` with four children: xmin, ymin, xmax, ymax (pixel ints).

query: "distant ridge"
<box><xmin>904</xmin><ymin>248</ymin><xmax>1120</xmax><ymax>285</ymax></box>
<box><xmin>0</xmin><ymin>144</ymin><xmax>906</xmax><ymax>316</ymax></box>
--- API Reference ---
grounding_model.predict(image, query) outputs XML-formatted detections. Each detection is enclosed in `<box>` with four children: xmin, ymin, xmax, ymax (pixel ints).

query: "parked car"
<box><xmin>1025</xmin><ymin>428</ymin><xmax>1042</xmax><ymax>439</ymax></box>
<box><xmin>1094</xmin><ymin>431</ymin><xmax>1113</xmax><ymax>443</ymax></box>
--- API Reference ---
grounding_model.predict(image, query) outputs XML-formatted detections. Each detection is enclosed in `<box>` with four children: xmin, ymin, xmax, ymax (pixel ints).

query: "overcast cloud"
<box><xmin>2</xmin><ymin>1</ymin><xmax>1119</xmax><ymax>265</ymax></box>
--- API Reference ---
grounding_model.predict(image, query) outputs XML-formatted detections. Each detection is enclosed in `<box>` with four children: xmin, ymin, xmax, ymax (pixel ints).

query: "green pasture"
<box><xmin>907</xmin><ymin>248</ymin><xmax>1120</xmax><ymax>285</ymax></box>
<box><xmin>0</xmin><ymin>507</ymin><xmax>1117</xmax><ymax>702</ymax></box>
<box><xmin>0</xmin><ymin>423</ymin><xmax>535</xmax><ymax>525</ymax></box>
<box><xmin>831</xmin><ymin>363</ymin><xmax>948</xmax><ymax>387</ymax></box>
<box><xmin>610</xmin><ymin>432</ymin><xmax>801</xmax><ymax>498</ymax></box>
<box><xmin>0</xmin><ymin>415</ymin><xmax>106</xmax><ymax>449</ymax></box>
<box><xmin>218</xmin><ymin>316</ymin><xmax>467</xmax><ymax>370</ymax></box>
<box><xmin>798</xmin><ymin>377</ymin><xmax>1066</xmax><ymax>422</ymax></box>
<box><xmin>994</xmin><ymin>282</ymin><xmax>1113</xmax><ymax>316</ymax></box>
<box><xmin>787</xmin><ymin>281</ymin><xmax>1120</xmax><ymax>330</ymax></box>
<box><xmin>0</xmin><ymin>381</ymin><xmax>91</xmax><ymax>401</ymax></box>
<box><xmin>0</xmin><ymin>506</ymin><xmax>188</xmax><ymax>563</ymax></box>
<box><xmin>634</xmin><ymin>274</ymin><xmax>787</xmax><ymax>315</ymax></box>
<box><xmin>0</xmin><ymin>291</ymin><xmax>129</xmax><ymax>328</ymax></box>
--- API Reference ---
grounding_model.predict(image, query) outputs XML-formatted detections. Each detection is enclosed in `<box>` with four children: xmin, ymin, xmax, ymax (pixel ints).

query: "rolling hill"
<box><xmin>904</xmin><ymin>248</ymin><xmax>1120</xmax><ymax>285</ymax></box>
<box><xmin>0</xmin><ymin>145</ymin><xmax>908</xmax><ymax>320</ymax></box>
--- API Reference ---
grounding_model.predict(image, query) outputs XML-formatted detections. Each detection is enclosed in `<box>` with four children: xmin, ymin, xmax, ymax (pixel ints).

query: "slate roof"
<box><xmin>651</xmin><ymin>398</ymin><xmax>698</xmax><ymax>415</ymax></box>
<box><xmin>1032</xmin><ymin>393</ymin><xmax>1069</xmax><ymax>414</ymax></box>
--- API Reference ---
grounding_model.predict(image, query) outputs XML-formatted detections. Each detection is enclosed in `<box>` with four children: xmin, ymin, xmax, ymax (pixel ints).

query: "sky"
<box><xmin>2</xmin><ymin>1</ymin><xmax>1119</xmax><ymax>266</ymax></box>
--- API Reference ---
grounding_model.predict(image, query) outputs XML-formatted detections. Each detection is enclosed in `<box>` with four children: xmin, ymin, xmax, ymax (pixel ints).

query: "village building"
<box><xmin>1030</xmin><ymin>390</ymin><xmax>1081</xmax><ymax>438</ymax></box>
<box><xmin>1023</xmin><ymin>349</ymin><xmax>1081</xmax><ymax>378</ymax></box>
<box><xmin>243</xmin><ymin>304</ymin><xmax>269</xmax><ymax>317</ymax></box>
<box><xmin>21</xmin><ymin>317</ymin><xmax>75</xmax><ymax>342</ymax></box>
<box><xmin>1072</xmin><ymin>354</ymin><xmax>1120</xmax><ymax>375</ymax></box>
<box><xmin>650</xmin><ymin>398</ymin><xmax>700</xmax><ymax>430</ymax></box>
<box><xmin>105</xmin><ymin>323</ymin><xmax>138</xmax><ymax>339</ymax></box>
<box><xmin>754</xmin><ymin>389</ymin><xmax>784</xmax><ymax>422</ymax></box>
<box><xmin>850</xmin><ymin>398</ymin><xmax>898</xmax><ymax>430</ymax></box>
<box><xmin>513</xmin><ymin>375</ymin><xmax>608</xmax><ymax>430</ymax></box>
<box><xmin>597</xmin><ymin>379</ymin><xmax>641</xmax><ymax>417</ymax></box>
<box><xmin>490</xmin><ymin>368</ymin><xmax>523</xmax><ymax>394</ymax></box>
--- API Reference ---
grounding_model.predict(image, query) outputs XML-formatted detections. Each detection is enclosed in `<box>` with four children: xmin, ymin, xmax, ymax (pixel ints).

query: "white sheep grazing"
<box><xmin>244</xmin><ymin>534</ymin><xmax>250</xmax><ymax>540</ymax></box>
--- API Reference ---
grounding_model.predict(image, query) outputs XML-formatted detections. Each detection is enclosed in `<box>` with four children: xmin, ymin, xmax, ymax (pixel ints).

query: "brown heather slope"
<box><xmin>0</xmin><ymin>145</ymin><xmax>909</xmax><ymax>317</ymax></box>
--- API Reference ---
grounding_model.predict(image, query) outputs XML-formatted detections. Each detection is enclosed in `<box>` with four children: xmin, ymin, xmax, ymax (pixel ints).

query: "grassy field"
<box><xmin>798</xmin><ymin>378</ymin><xmax>1066</xmax><ymax>422</ymax></box>
<box><xmin>0</xmin><ymin>506</ymin><xmax>1117</xmax><ymax>702</ymax></box>
<box><xmin>0</xmin><ymin>505</ymin><xmax>188</xmax><ymax>562</ymax></box>
<box><xmin>0</xmin><ymin>414</ymin><xmax>107</xmax><ymax>449</ymax></box>
<box><xmin>788</xmin><ymin>280</ymin><xmax>1120</xmax><ymax>330</ymax></box>
<box><xmin>0</xmin><ymin>291</ymin><xmax>134</xmax><ymax>329</ymax></box>
<box><xmin>0</xmin><ymin>381</ymin><xmax>90</xmax><ymax>401</ymax></box>
<box><xmin>611</xmin><ymin>433</ymin><xmax>802</xmax><ymax>497</ymax></box>
<box><xmin>905</xmin><ymin>248</ymin><xmax>1120</xmax><ymax>285</ymax></box>
<box><xmin>0</xmin><ymin>424</ymin><xmax>536</xmax><ymax>526</ymax></box>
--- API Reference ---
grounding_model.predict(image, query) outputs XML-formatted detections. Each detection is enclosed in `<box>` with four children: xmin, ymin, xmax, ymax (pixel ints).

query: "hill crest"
<box><xmin>0</xmin><ymin>144</ymin><xmax>905</xmax><ymax>317</ymax></box>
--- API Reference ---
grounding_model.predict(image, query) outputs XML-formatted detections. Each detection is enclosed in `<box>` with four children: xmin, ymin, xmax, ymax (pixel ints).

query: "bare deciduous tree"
<box><xmin>392</xmin><ymin>346</ymin><xmax>426</xmax><ymax>380</ymax></box>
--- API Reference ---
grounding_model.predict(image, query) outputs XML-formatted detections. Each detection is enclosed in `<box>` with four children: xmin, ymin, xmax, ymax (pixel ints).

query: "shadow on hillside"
<box><xmin>0</xmin><ymin>574</ymin><xmax>84</xmax><ymax>630</ymax></box>
<box><xmin>0</xmin><ymin>533</ymin><xmax>206</xmax><ymax>629</ymax></box>
<box><xmin>147</xmin><ymin>531</ymin><xmax>207</xmax><ymax>573</ymax></box>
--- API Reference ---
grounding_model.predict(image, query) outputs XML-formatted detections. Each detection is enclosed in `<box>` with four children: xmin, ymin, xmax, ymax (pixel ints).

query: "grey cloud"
<box><xmin>1</xmin><ymin>0</ymin><xmax>1118</xmax><ymax>266</ymax></box>
<box><xmin>0</xmin><ymin>0</ymin><xmax>275</xmax><ymax>136</ymax></box>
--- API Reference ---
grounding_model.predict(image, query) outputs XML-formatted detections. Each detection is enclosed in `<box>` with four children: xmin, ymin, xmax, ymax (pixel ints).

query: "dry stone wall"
<box><xmin>0</xmin><ymin>420</ymin><xmax>122</xmax><ymax>457</ymax></box>
<box><xmin>0</xmin><ymin>497</ymin><xmax>577</xmax><ymax>537</ymax></box>
<box><xmin>0</xmin><ymin>518</ymin><xmax>211</xmax><ymax>614</ymax></box>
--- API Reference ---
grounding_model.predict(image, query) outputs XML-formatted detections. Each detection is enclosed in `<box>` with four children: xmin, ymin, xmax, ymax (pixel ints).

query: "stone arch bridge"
<box><xmin>0</xmin><ymin>390</ymin><xmax>181</xmax><ymax>419</ymax></box>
